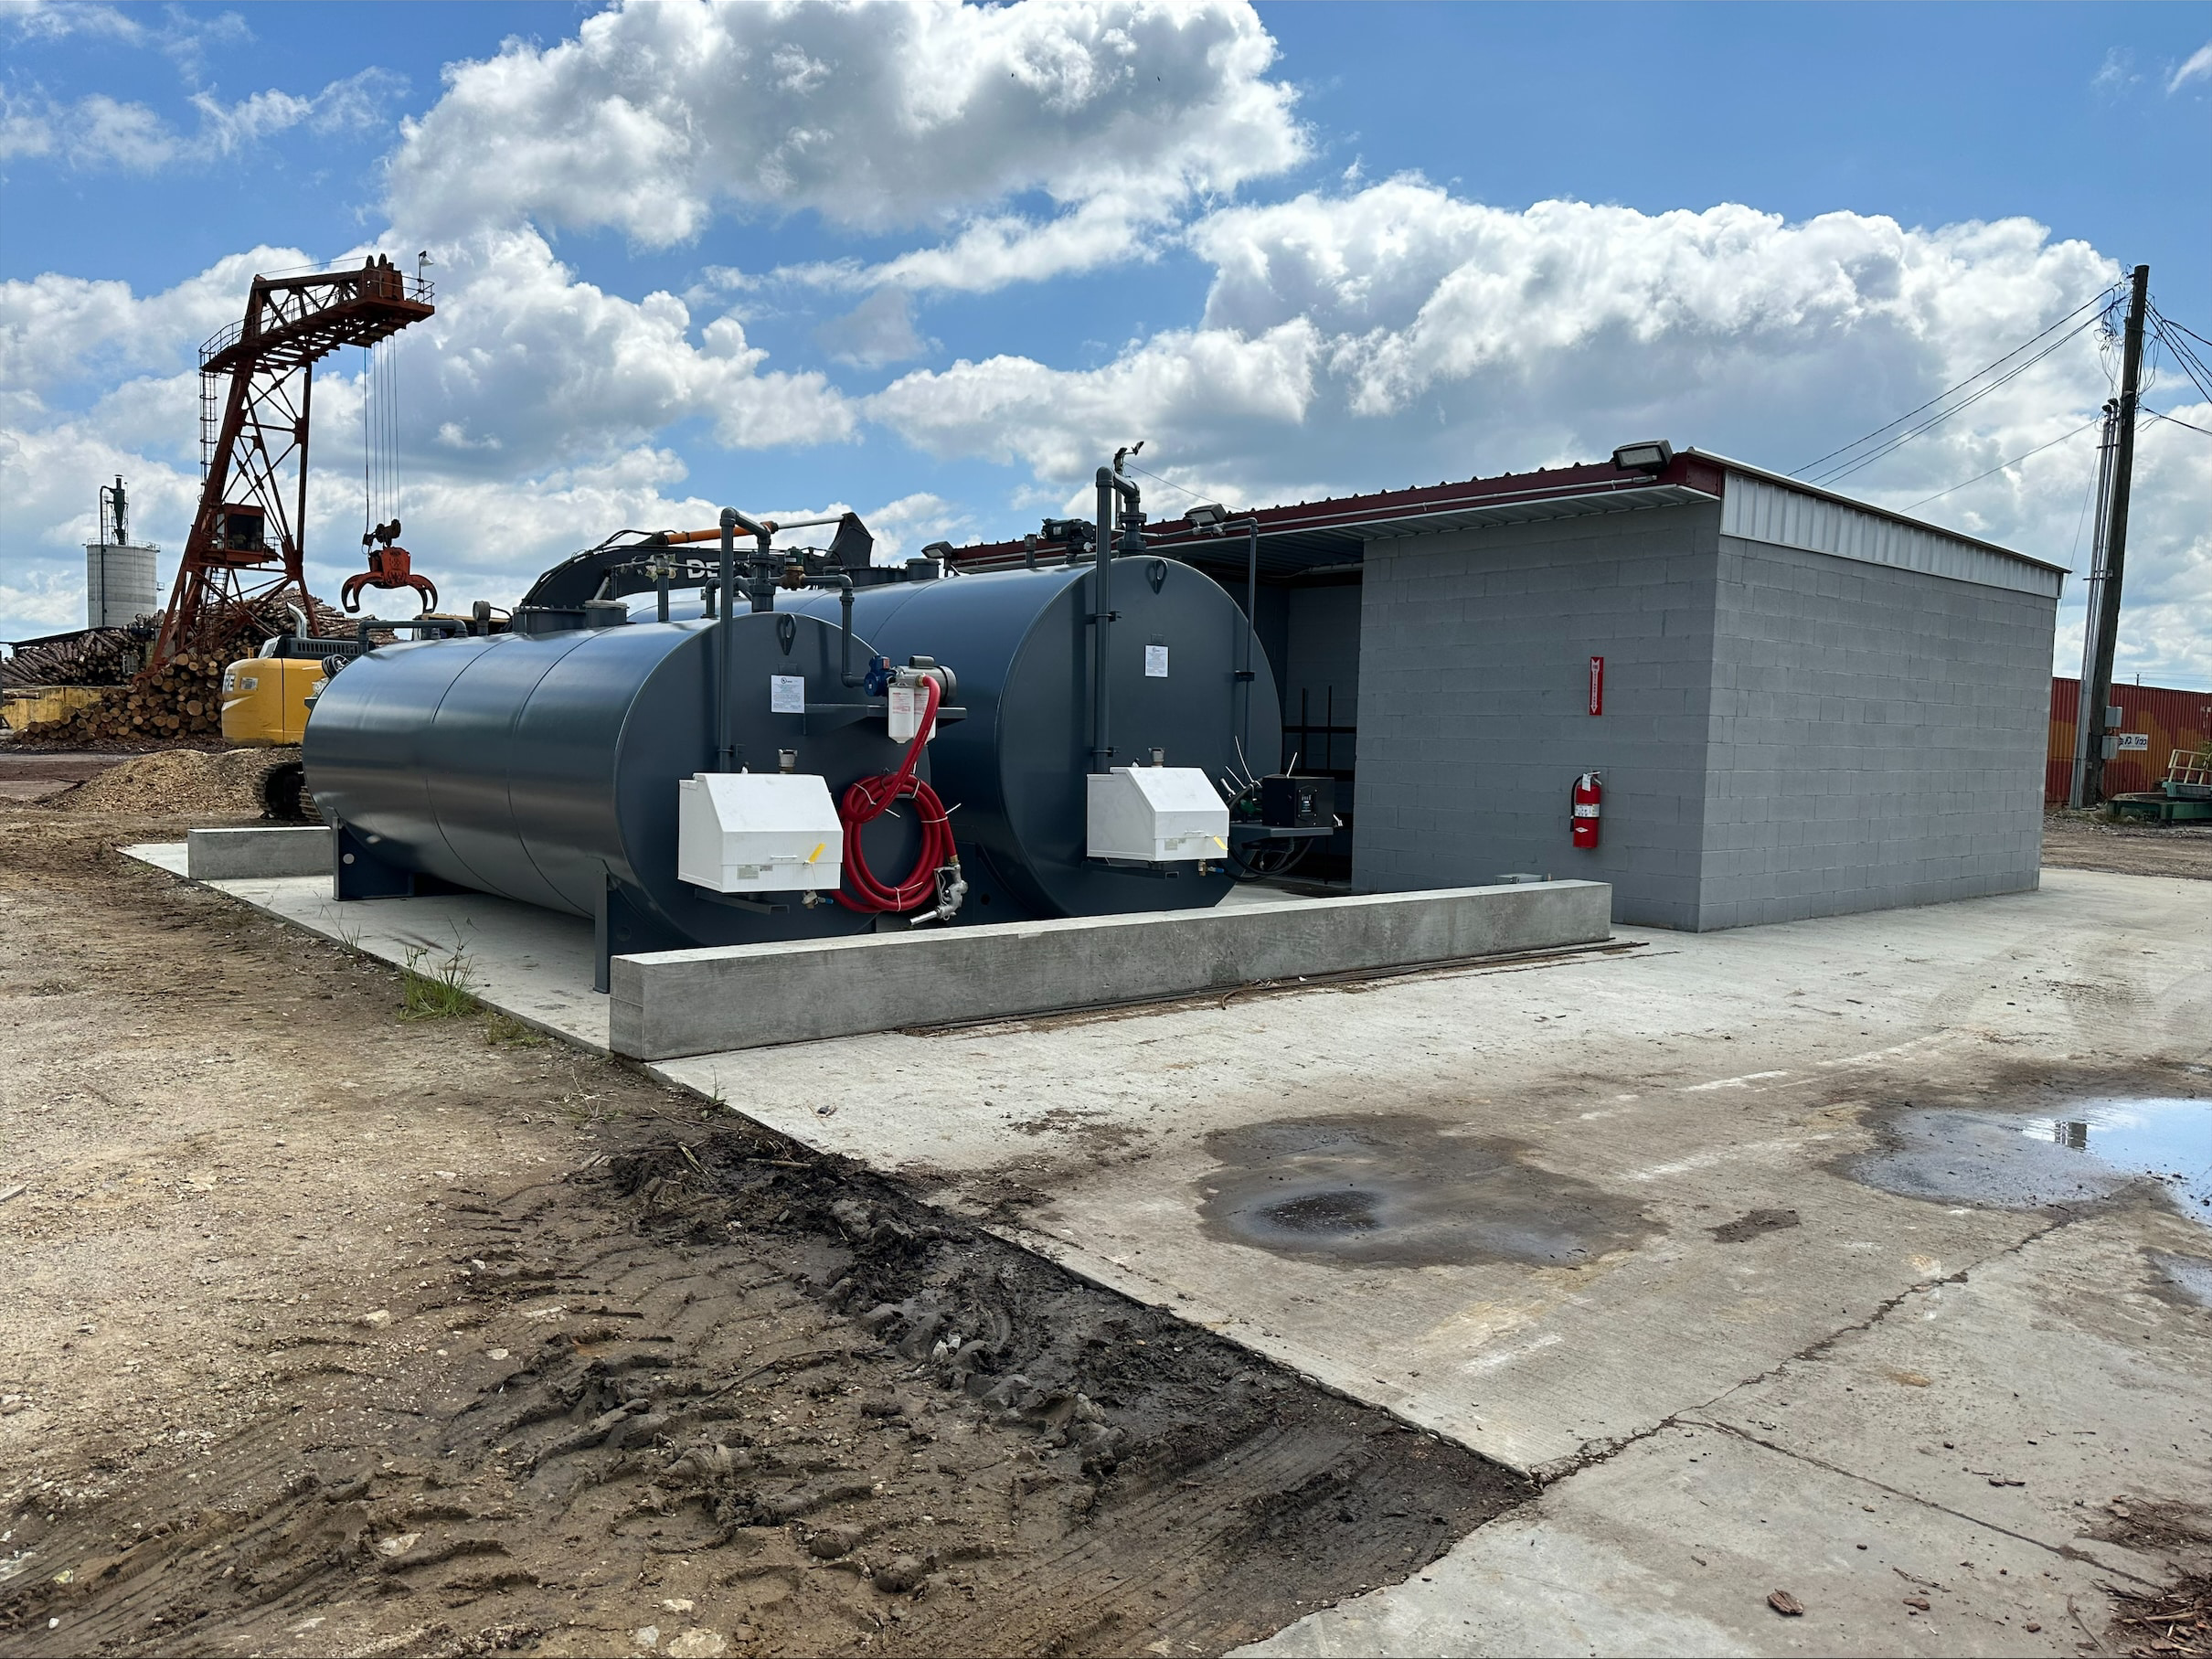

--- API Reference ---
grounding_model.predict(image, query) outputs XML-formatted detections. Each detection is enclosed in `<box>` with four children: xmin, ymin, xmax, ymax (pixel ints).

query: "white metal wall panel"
<box><xmin>1720</xmin><ymin>473</ymin><xmax>2063</xmax><ymax>598</ymax></box>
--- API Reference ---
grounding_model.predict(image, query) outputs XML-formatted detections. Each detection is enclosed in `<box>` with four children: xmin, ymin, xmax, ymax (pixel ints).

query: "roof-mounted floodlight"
<box><xmin>1612</xmin><ymin>440</ymin><xmax>1674</xmax><ymax>473</ymax></box>
<box><xmin>1185</xmin><ymin>502</ymin><xmax>1228</xmax><ymax>534</ymax></box>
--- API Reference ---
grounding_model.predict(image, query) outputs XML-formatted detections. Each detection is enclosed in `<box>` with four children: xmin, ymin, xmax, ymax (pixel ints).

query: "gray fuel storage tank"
<box><xmin>784</xmin><ymin>556</ymin><xmax>1281</xmax><ymax>922</ymax></box>
<box><xmin>306</xmin><ymin>550</ymin><xmax>1281</xmax><ymax>987</ymax></box>
<box><xmin>303</xmin><ymin>611</ymin><xmax>930</xmax><ymax>984</ymax></box>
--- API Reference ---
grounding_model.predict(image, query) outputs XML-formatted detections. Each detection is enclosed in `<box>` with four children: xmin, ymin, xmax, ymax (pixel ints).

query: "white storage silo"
<box><xmin>85</xmin><ymin>540</ymin><xmax>158</xmax><ymax>627</ymax></box>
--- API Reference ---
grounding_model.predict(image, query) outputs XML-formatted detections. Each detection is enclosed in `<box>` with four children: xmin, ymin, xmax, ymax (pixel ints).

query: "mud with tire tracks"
<box><xmin>0</xmin><ymin>791</ymin><xmax>1526</xmax><ymax>1657</ymax></box>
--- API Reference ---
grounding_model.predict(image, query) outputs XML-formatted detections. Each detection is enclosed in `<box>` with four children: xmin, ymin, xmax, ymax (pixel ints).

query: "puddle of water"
<box><xmin>1849</xmin><ymin>1096</ymin><xmax>2212</xmax><ymax>1226</ymax></box>
<box><xmin>1196</xmin><ymin>1115</ymin><xmax>1654</xmax><ymax>1268</ymax></box>
<box><xmin>2026</xmin><ymin>1099</ymin><xmax>2211</xmax><ymax>1216</ymax></box>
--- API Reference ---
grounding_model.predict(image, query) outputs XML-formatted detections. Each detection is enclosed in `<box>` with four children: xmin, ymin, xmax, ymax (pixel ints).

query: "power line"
<box><xmin>1812</xmin><ymin>318</ymin><xmax>2102</xmax><ymax>487</ymax></box>
<box><xmin>1789</xmin><ymin>282</ymin><xmax>2122</xmax><ymax>479</ymax></box>
<box><xmin>2143</xmin><ymin>406</ymin><xmax>2212</xmax><ymax>438</ymax></box>
<box><xmin>2147</xmin><ymin>306</ymin><xmax>2212</xmax><ymax>407</ymax></box>
<box><xmin>2154</xmin><ymin>310</ymin><xmax>2212</xmax><ymax>353</ymax></box>
<box><xmin>1903</xmin><ymin>415</ymin><xmax>2103</xmax><ymax>509</ymax></box>
<box><xmin>1122</xmin><ymin>460</ymin><xmax>1228</xmax><ymax>508</ymax></box>
<box><xmin>2064</xmin><ymin>424</ymin><xmax>2104</xmax><ymax>569</ymax></box>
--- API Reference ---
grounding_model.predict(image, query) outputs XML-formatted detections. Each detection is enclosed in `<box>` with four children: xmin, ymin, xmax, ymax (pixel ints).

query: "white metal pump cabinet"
<box><xmin>1085</xmin><ymin>766</ymin><xmax>1230</xmax><ymax>864</ymax></box>
<box><xmin>677</xmin><ymin>772</ymin><xmax>845</xmax><ymax>894</ymax></box>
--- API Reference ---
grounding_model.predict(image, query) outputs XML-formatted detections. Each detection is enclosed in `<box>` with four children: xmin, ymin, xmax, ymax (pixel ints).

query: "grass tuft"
<box><xmin>399</xmin><ymin>939</ymin><xmax>480</xmax><ymax>1020</ymax></box>
<box><xmin>482</xmin><ymin>1010</ymin><xmax>548</xmax><ymax>1048</ymax></box>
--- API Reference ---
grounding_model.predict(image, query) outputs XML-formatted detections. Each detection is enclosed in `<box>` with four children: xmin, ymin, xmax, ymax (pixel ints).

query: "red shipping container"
<box><xmin>2047</xmin><ymin>676</ymin><xmax>2212</xmax><ymax>802</ymax></box>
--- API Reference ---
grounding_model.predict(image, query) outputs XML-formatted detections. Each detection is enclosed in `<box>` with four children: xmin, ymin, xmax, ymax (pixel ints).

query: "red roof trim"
<box><xmin>948</xmin><ymin>453</ymin><xmax>1724</xmax><ymax>566</ymax></box>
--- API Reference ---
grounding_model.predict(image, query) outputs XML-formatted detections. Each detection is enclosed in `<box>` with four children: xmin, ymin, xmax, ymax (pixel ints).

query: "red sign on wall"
<box><xmin>1589</xmin><ymin>655</ymin><xmax>1604</xmax><ymax>717</ymax></box>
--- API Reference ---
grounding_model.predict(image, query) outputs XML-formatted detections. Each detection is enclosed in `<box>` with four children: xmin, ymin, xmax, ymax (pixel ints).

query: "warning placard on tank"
<box><xmin>770</xmin><ymin>675</ymin><xmax>805</xmax><ymax>714</ymax></box>
<box><xmin>1144</xmin><ymin>644</ymin><xmax>1169</xmax><ymax>678</ymax></box>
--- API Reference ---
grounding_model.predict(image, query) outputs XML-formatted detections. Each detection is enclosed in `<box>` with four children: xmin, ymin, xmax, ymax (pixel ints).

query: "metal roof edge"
<box><xmin>1686</xmin><ymin>450</ymin><xmax>2068</xmax><ymax>576</ymax></box>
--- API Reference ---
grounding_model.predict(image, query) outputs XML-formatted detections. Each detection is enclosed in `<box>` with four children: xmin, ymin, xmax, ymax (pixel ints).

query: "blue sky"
<box><xmin>5</xmin><ymin>0</ymin><xmax>2209</xmax><ymax>686</ymax></box>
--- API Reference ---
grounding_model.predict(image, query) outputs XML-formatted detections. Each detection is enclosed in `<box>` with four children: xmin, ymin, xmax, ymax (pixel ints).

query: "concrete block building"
<box><xmin>951</xmin><ymin>447</ymin><xmax>2063</xmax><ymax>931</ymax></box>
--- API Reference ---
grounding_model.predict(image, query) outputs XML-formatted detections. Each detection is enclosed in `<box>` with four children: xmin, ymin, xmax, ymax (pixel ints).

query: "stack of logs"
<box><xmin>26</xmin><ymin>650</ymin><xmax>237</xmax><ymax>743</ymax></box>
<box><xmin>15</xmin><ymin>597</ymin><xmax>356</xmax><ymax>747</ymax></box>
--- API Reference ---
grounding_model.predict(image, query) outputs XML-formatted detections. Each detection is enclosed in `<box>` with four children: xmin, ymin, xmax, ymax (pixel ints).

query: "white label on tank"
<box><xmin>1144</xmin><ymin>644</ymin><xmax>1169</xmax><ymax>678</ymax></box>
<box><xmin>770</xmin><ymin>674</ymin><xmax>805</xmax><ymax>714</ymax></box>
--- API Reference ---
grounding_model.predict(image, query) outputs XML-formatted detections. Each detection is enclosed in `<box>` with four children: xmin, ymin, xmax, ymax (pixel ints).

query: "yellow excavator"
<box><xmin>218</xmin><ymin>616</ymin><xmax>358</xmax><ymax>818</ymax></box>
<box><xmin>221</xmin><ymin>611</ymin><xmax>483</xmax><ymax>822</ymax></box>
<box><xmin>219</xmin><ymin>631</ymin><xmax>343</xmax><ymax>746</ymax></box>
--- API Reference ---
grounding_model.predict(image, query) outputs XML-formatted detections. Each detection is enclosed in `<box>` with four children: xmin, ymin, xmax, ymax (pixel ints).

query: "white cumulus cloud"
<box><xmin>1</xmin><ymin>69</ymin><xmax>406</xmax><ymax>172</ymax></box>
<box><xmin>867</xmin><ymin>181</ymin><xmax>2210</xmax><ymax>684</ymax></box>
<box><xmin>387</xmin><ymin>0</ymin><xmax>1303</xmax><ymax>289</ymax></box>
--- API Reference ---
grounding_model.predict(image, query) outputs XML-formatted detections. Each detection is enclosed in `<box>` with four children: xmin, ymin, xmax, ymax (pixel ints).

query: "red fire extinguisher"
<box><xmin>1571</xmin><ymin>771</ymin><xmax>1602</xmax><ymax>849</ymax></box>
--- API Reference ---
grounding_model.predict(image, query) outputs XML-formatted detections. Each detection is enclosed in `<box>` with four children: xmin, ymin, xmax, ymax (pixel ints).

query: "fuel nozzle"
<box><xmin>928</xmin><ymin>861</ymin><xmax>968</xmax><ymax>924</ymax></box>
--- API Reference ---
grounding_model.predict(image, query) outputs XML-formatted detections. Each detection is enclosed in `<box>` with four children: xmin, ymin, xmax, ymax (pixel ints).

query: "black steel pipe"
<box><xmin>831</xmin><ymin>577</ymin><xmax>867</xmax><ymax>686</ymax></box>
<box><xmin>1240</xmin><ymin>517</ymin><xmax>1259</xmax><ymax>765</ymax></box>
<box><xmin>1092</xmin><ymin>464</ymin><xmax>1141</xmax><ymax>773</ymax></box>
<box><xmin>355</xmin><ymin>614</ymin><xmax>467</xmax><ymax>651</ymax></box>
<box><xmin>717</xmin><ymin>507</ymin><xmax>738</xmax><ymax>771</ymax></box>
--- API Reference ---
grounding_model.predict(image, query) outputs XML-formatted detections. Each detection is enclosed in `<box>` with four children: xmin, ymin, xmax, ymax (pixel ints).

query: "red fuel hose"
<box><xmin>836</xmin><ymin>676</ymin><xmax>954</xmax><ymax>913</ymax></box>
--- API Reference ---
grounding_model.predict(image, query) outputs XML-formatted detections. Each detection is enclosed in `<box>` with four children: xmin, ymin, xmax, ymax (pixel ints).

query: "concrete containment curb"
<box><xmin>186</xmin><ymin>824</ymin><xmax>333</xmax><ymax>881</ymax></box>
<box><xmin>611</xmin><ymin>880</ymin><xmax>1611</xmax><ymax>1059</ymax></box>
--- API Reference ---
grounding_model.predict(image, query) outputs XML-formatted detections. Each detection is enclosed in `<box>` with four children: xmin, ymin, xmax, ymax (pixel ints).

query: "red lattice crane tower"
<box><xmin>152</xmin><ymin>256</ymin><xmax>434</xmax><ymax>665</ymax></box>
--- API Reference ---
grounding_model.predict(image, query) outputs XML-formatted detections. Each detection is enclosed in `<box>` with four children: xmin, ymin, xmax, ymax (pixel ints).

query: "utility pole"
<box><xmin>2068</xmin><ymin>400</ymin><xmax>2121</xmax><ymax>808</ymax></box>
<box><xmin>2078</xmin><ymin>262</ymin><xmax>2149</xmax><ymax>808</ymax></box>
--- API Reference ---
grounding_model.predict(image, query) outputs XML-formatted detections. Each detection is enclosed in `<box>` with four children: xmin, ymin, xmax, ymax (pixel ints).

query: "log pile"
<box><xmin>21</xmin><ymin>651</ymin><xmax>236</xmax><ymax>743</ymax></box>
<box><xmin>0</xmin><ymin>624</ymin><xmax>148</xmax><ymax>690</ymax></box>
<box><xmin>12</xmin><ymin>597</ymin><xmax>356</xmax><ymax>748</ymax></box>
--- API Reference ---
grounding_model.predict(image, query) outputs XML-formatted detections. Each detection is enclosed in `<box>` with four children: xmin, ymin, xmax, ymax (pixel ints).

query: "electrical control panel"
<box><xmin>1260</xmin><ymin>773</ymin><xmax>1335</xmax><ymax>828</ymax></box>
<box><xmin>677</xmin><ymin>772</ymin><xmax>844</xmax><ymax>893</ymax></box>
<box><xmin>1085</xmin><ymin>765</ymin><xmax>1230</xmax><ymax>864</ymax></box>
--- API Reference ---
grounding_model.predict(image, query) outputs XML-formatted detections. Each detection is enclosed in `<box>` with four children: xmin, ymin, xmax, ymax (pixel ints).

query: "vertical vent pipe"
<box><xmin>1091</xmin><ymin>463</ymin><xmax>1141</xmax><ymax>773</ymax></box>
<box><xmin>714</xmin><ymin>505</ymin><xmax>774</xmax><ymax>771</ymax></box>
<box><xmin>717</xmin><ymin>507</ymin><xmax>739</xmax><ymax>771</ymax></box>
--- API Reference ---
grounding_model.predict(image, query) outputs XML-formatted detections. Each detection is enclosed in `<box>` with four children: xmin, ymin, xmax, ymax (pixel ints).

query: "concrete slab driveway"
<box><xmin>660</xmin><ymin>867</ymin><xmax>2212</xmax><ymax>1652</ymax></box>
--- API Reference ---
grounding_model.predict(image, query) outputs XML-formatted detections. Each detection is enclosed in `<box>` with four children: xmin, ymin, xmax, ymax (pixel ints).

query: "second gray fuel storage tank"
<box><xmin>785</xmin><ymin>556</ymin><xmax>1280</xmax><ymax>921</ymax></box>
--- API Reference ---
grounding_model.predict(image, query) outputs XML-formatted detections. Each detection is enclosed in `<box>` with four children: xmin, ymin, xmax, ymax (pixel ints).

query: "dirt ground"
<box><xmin>2042</xmin><ymin>804</ymin><xmax>2212</xmax><ymax>879</ymax></box>
<box><xmin>0</xmin><ymin>767</ymin><xmax>1525</xmax><ymax>1659</ymax></box>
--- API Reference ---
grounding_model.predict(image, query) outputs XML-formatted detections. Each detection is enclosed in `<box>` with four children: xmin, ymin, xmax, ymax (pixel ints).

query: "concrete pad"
<box><xmin>611</xmin><ymin>880</ymin><xmax>1611</xmax><ymax>1060</ymax></box>
<box><xmin>652</xmin><ymin>867</ymin><xmax>2212</xmax><ymax>1479</ymax></box>
<box><xmin>106</xmin><ymin>846</ymin><xmax>1351</xmax><ymax>1056</ymax></box>
<box><xmin>1240</xmin><ymin>1179</ymin><xmax>2211</xmax><ymax>1656</ymax></box>
<box><xmin>1690</xmin><ymin>1207</ymin><xmax>2212</xmax><ymax>1579</ymax></box>
<box><xmin>185</xmin><ymin>824</ymin><xmax>331</xmax><ymax>880</ymax></box>
<box><xmin>119</xmin><ymin>844</ymin><xmax>607</xmax><ymax>1049</ymax></box>
<box><xmin>1239</xmin><ymin>1421</ymin><xmax>2120</xmax><ymax>1658</ymax></box>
